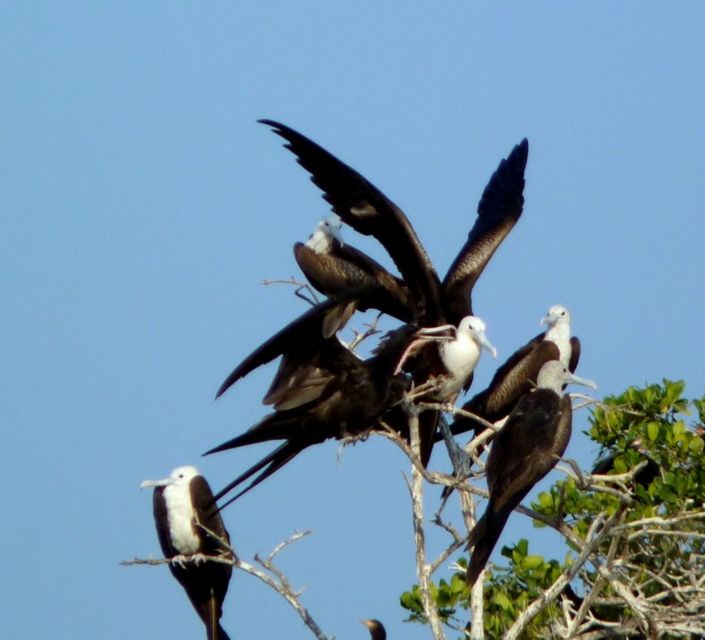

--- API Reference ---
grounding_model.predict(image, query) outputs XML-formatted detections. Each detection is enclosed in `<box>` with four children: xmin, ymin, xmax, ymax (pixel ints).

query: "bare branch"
<box><xmin>123</xmin><ymin>530</ymin><xmax>331</xmax><ymax>640</ymax></box>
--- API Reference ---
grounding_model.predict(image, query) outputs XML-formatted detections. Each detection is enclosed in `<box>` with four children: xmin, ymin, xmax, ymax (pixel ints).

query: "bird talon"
<box><xmin>170</xmin><ymin>554</ymin><xmax>188</xmax><ymax>569</ymax></box>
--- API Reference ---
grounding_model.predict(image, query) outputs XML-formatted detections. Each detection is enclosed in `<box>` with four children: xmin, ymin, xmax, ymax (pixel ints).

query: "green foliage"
<box><xmin>400</xmin><ymin>380</ymin><xmax>705</xmax><ymax>638</ymax></box>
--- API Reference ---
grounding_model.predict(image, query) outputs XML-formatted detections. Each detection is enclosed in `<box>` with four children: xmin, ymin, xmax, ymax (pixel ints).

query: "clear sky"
<box><xmin>2</xmin><ymin>4</ymin><xmax>704</xmax><ymax>639</ymax></box>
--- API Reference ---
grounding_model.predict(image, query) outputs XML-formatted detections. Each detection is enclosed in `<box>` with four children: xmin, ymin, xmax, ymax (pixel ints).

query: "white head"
<box><xmin>140</xmin><ymin>465</ymin><xmax>200</xmax><ymax>489</ymax></box>
<box><xmin>306</xmin><ymin>213</ymin><xmax>343</xmax><ymax>251</ymax></box>
<box><xmin>540</xmin><ymin>304</ymin><xmax>571</xmax><ymax>329</ymax></box>
<box><xmin>536</xmin><ymin>360</ymin><xmax>597</xmax><ymax>394</ymax></box>
<box><xmin>458</xmin><ymin>316</ymin><xmax>498</xmax><ymax>358</ymax></box>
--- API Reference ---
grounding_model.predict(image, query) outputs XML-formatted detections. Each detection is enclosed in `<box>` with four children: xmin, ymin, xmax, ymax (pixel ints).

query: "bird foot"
<box><xmin>190</xmin><ymin>553</ymin><xmax>209</xmax><ymax>566</ymax></box>
<box><xmin>170</xmin><ymin>554</ymin><xmax>189</xmax><ymax>569</ymax></box>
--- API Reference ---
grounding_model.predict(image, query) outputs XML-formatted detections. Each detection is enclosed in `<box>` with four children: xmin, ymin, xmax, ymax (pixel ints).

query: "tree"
<box><xmin>401</xmin><ymin>379</ymin><xmax>705</xmax><ymax>639</ymax></box>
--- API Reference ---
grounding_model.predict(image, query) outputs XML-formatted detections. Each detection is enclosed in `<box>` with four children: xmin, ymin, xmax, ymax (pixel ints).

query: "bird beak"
<box><xmin>140</xmin><ymin>477</ymin><xmax>173</xmax><ymax>489</ymax></box>
<box><xmin>564</xmin><ymin>371</ymin><xmax>597</xmax><ymax>390</ymax></box>
<box><xmin>476</xmin><ymin>331</ymin><xmax>498</xmax><ymax>359</ymax></box>
<box><xmin>539</xmin><ymin>313</ymin><xmax>554</xmax><ymax>327</ymax></box>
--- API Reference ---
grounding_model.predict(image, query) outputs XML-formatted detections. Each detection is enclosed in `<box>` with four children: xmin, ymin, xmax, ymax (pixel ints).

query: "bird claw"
<box><xmin>191</xmin><ymin>553</ymin><xmax>208</xmax><ymax>566</ymax></box>
<box><xmin>170</xmin><ymin>554</ymin><xmax>189</xmax><ymax>569</ymax></box>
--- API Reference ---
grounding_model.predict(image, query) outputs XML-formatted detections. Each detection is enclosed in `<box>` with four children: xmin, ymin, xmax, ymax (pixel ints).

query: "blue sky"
<box><xmin>2</xmin><ymin>4</ymin><xmax>704</xmax><ymax>639</ymax></box>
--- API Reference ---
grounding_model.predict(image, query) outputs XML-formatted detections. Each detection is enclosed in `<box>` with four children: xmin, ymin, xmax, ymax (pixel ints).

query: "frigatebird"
<box><xmin>141</xmin><ymin>466</ymin><xmax>233</xmax><ymax>640</ymax></box>
<box><xmin>361</xmin><ymin>618</ymin><xmax>387</xmax><ymax>640</ymax></box>
<box><xmin>294</xmin><ymin>213</ymin><xmax>415</xmax><ymax>323</ymax></box>
<box><xmin>257</xmin><ymin>120</ymin><xmax>528</xmax><ymax>464</ymax></box>
<box><xmin>447</xmin><ymin>304</ymin><xmax>581</xmax><ymax>441</ymax></box>
<box><xmin>207</xmin><ymin>323</ymin><xmax>416</xmax><ymax>505</ymax></box>
<box><xmin>465</xmin><ymin>361</ymin><xmax>596</xmax><ymax>587</ymax></box>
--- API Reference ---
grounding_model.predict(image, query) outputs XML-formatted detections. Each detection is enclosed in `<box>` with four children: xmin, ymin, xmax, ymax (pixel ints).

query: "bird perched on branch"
<box><xmin>466</xmin><ymin>361</ymin><xmax>596</xmax><ymax>587</ymax></box>
<box><xmin>294</xmin><ymin>213</ymin><xmax>415</xmax><ymax>323</ymax></box>
<box><xmin>447</xmin><ymin>304</ymin><xmax>581</xmax><ymax>443</ymax></box>
<box><xmin>208</xmin><ymin>322</ymin><xmax>417</xmax><ymax>506</ymax></box>
<box><xmin>141</xmin><ymin>466</ymin><xmax>233</xmax><ymax>640</ymax></box>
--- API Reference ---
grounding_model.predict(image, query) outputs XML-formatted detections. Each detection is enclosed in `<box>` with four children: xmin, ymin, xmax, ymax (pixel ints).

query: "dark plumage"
<box><xmin>441</xmin><ymin>137</ymin><xmax>528</xmax><ymax>325</ymax></box>
<box><xmin>219</xmin><ymin>120</ymin><xmax>528</xmax><ymax>471</ymax></box>
<box><xmin>294</xmin><ymin>214</ymin><xmax>414</xmax><ymax>322</ymax></box>
<box><xmin>361</xmin><ymin>618</ymin><xmax>387</xmax><ymax>640</ymax></box>
<box><xmin>259</xmin><ymin>118</ymin><xmax>443</xmax><ymax>323</ymax></box>
<box><xmin>207</xmin><ymin>324</ymin><xmax>416</xmax><ymax>505</ymax></box>
<box><xmin>447</xmin><ymin>305</ymin><xmax>581</xmax><ymax>443</ymax></box>
<box><xmin>466</xmin><ymin>362</ymin><xmax>594</xmax><ymax>587</ymax></box>
<box><xmin>141</xmin><ymin>466</ymin><xmax>233</xmax><ymax>640</ymax></box>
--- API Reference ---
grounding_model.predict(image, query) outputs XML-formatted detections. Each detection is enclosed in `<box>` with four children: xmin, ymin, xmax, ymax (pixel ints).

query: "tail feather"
<box><xmin>211</xmin><ymin>441</ymin><xmax>308</xmax><ymax>508</ymax></box>
<box><xmin>466</xmin><ymin>504</ymin><xmax>512</xmax><ymax>588</ymax></box>
<box><xmin>204</xmin><ymin>413</ymin><xmax>302</xmax><ymax>455</ymax></box>
<box><xmin>202</xmin><ymin>591</ymin><xmax>230</xmax><ymax>640</ymax></box>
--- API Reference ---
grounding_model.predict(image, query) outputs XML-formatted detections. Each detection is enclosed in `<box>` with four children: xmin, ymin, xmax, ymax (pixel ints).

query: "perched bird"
<box><xmin>466</xmin><ymin>361</ymin><xmax>596</xmax><ymax>587</ymax></box>
<box><xmin>447</xmin><ymin>304</ymin><xmax>581</xmax><ymax>442</ymax></box>
<box><xmin>207</xmin><ymin>323</ymin><xmax>417</xmax><ymax>506</ymax></box>
<box><xmin>294</xmin><ymin>213</ymin><xmax>415</xmax><ymax>323</ymax></box>
<box><xmin>361</xmin><ymin>618</ymin><xmax>387</xmax><ymax>640</ymax></box>
<box><xmin>141</xmin><ymin>466</ymin><xmax>233</xmax><ymax>640</ymax></box>
<box><xmin>402</xmin><ymin>315</ymin><xmax>497</xmax><ymax>401</ymax></box>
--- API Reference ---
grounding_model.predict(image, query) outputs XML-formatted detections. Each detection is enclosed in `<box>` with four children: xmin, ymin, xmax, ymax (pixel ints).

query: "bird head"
<box><xmin>140</xmin><ymin>465</ymin><xmax>200</xmax><ymax>489</ymax></box>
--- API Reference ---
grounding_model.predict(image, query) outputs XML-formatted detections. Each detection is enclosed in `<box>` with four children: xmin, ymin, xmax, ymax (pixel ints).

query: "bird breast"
<box><xmin>438</xmin><ymin>335</ymin><xmax>480</xmax><ymax>395</ymax></box>
<box><xmin>163</xmin><ymin>484</ymin><xmax>201</xmax><ymax>555</ymax></box>
<box><xmin>544</xmin><ymin>323</ymin><xmax>571</xmax><ymax>366</ymax></box>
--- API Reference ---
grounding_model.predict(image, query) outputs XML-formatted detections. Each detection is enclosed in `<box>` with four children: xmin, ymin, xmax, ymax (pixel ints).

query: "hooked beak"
<box><xmin>140</xmin><ymin>477</ymin><xmax>173</xmax><ymax>489</ymax></box>
<box><xmin>476</xmin><ymin>331</ymin><xmax>498</xmax><ymax>359</ymax></box>
<box><xmin>564</xmin><ymin>371</ymin><xmax>597</xmax><ymax>390</ymax></box>
<box><xmin>540</xmin><ymin>313</ymin><xmax>554</xmax><ymax>328</ymax></box>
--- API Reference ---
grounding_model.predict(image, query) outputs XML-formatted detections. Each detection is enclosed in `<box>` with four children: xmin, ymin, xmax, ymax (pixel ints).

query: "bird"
<box><xmin>207</xmin><ymin>323</ymin><xmax>417</xmax><ymax>506</ymax></box>
<box><xmin>294</xmin><ymin>213</ymin><xmax>415</xmax><ymax>323</ymax></box>
<box><xmin>446</xmin><ymin>304</ymin><xmax>581</xmax><ymax>442</ymax></box>
<box><xmin>401</xmin><ymin>315</ymin><xmax>497</xmax><ymax>401</ymax></box>
<box><xmin>141</xmin><ymin>466</ymin><xmax>233</xmax><ymax>640</ymax></box>
<box><xmin>258</xmin><ymin>119</ymin><xmax>528</xmax><ymax>464</ymax></box>
<box><xmin>361</xmin><ymin>618</ymin><xmax>387</xmax><ymax>640</ymax></box>
<box><xmin>465</xmin><ymin>361</ymin><xmax>596</xmax><ymax>588</ymax></box>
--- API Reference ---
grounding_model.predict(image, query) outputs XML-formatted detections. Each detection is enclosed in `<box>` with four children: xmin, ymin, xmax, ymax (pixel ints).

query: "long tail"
<box><xmin>466</xmin><ymin>504</ymin><xmax>512</xmax><ymax>588</ymax></box>
<box><xmin>204</xmin><ymin>591</ymin><xmax>230</xmax><ymax>640</ymax></box>
<box><xmin>210</xmin><ymin>440</ymin><xmax>310</xmax><ymax>508</ymax></box>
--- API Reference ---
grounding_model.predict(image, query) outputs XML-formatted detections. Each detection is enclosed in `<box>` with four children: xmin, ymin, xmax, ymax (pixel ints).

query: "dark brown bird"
<box><xmin>141</xmin><ymin>466</ymin><xmax>233</xmax><ymax>640</ymax></box>
<box><xmin>207</xmin><ymin>323</ymin><xmax>416</xmax><ymax>506</ymax></box>
<box><xmin>466</xmin><ymin>361</ymin><xmax>596</xmax><ymax>588</ymax></box>
<box><xmin>294</xmin><ymin>213</ymin><xmax>415</xmax><ymax>323</ymax></box>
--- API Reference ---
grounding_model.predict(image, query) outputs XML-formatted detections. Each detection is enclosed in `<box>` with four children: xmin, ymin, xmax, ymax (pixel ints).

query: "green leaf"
<box><xmin>647</xmin><ymin>421</ymin><xmax>660</xmax><ymax>442</ymax></box>
<box><xmin>522</xmin><ymin>555</ymin><xmax>544</xmax><ymax>570</ymax></box>
<box><xmin>491</xmin><ymin>591</ymin><xmax>513</xmax><ymax>612</ymax></box>
<box><xmin>689</xmin><ymin>436</ymin><xmax>704</xmax><ymax>455</ymax></box>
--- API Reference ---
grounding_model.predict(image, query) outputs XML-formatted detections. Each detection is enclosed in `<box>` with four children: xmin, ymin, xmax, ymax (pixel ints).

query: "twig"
<box><xmin>123</xmin><ymin>530</ymin><xmax>332</xmax><ymax>640</ymax></box>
